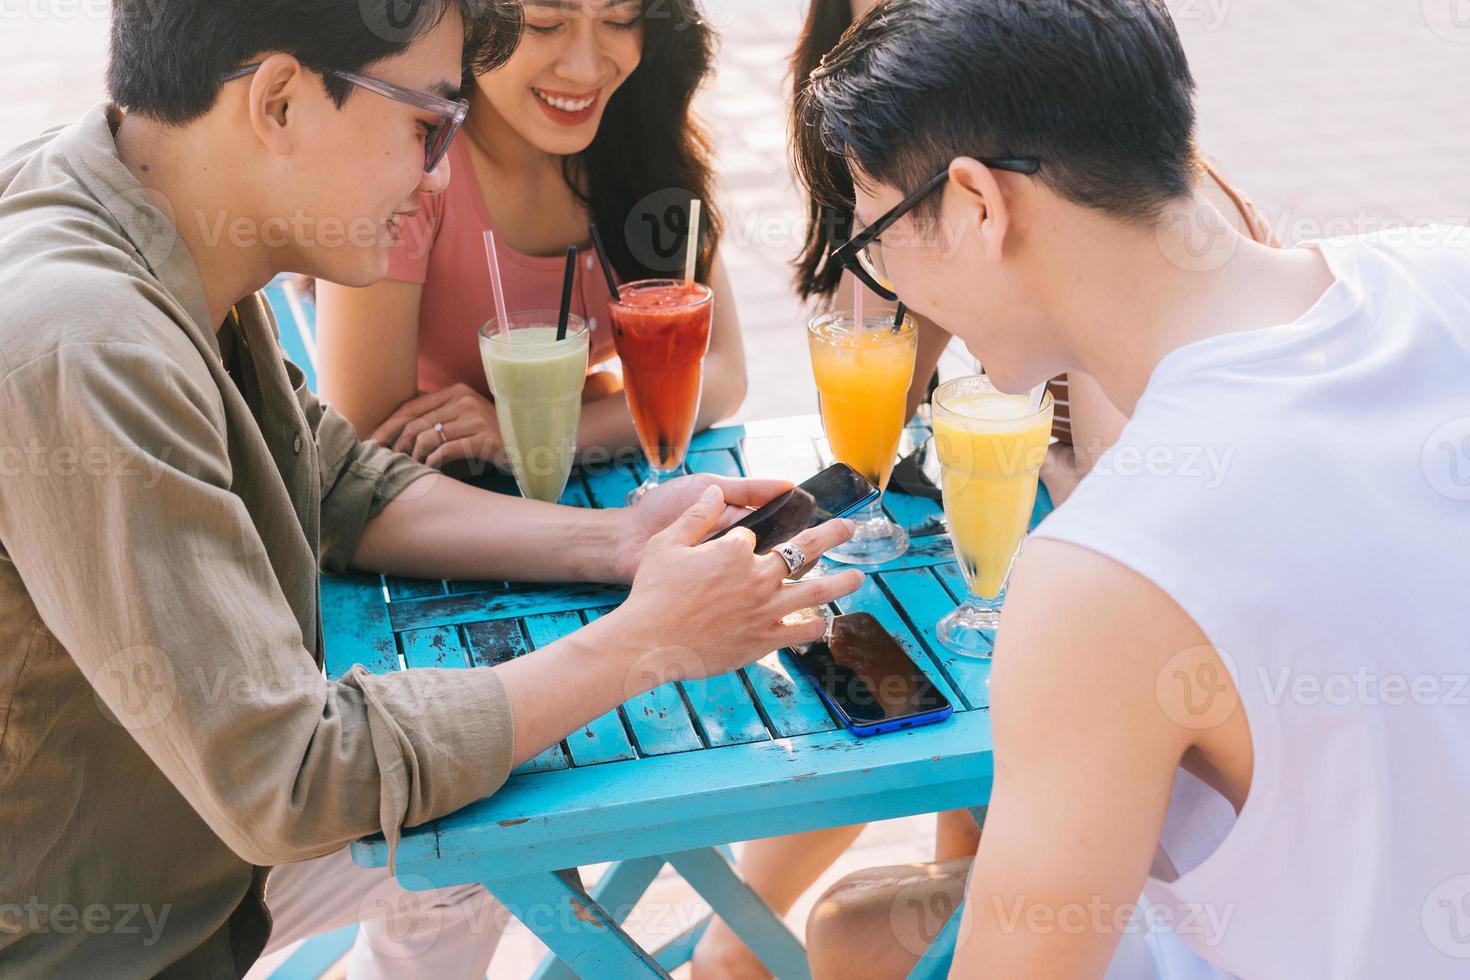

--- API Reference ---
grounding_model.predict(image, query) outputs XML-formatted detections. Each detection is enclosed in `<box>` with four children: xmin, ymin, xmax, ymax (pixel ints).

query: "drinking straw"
<box><xmin>683</xmin><ymin>199</ymin><xmax>702</xmax><ymax>287</ymax></box>
<box><xmin>482</xmin><ymin>230</ymin><xmax>511</xmax><ymax>341</ymax></box>
<box><xmin>1029</xmin><ymin>379</ymin><xmax>1050</xmax><ymax>410</ymax></box>
<box><xmin>853</xmin><ymin>277</ymin><xmax>865</xmax><ymax>331</ymax></box>
<box><xmin>893</xmin><ymin>302</ymin><xmax>908</xmax><ymax>333</ymax></box>
<box><xmin>587</xmin><ymin>223</ymin><xmax>622</xmax><ymax>301</ymax></box>
<box><xmin>557</xmin><ymin>246</ymin><xmax>578</xmax><ymax>341</ymax></box>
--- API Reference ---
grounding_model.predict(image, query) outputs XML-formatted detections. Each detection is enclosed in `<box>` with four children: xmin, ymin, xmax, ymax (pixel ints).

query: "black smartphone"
<box><xmin>709</xmin><ymin>463</ymin><xmax>879</xmax><ymax>555</ymax></box>
<box><xmin>790</xmin><ymin>613</ymin><xmax>954</xmax><ymax>737</ymax></box>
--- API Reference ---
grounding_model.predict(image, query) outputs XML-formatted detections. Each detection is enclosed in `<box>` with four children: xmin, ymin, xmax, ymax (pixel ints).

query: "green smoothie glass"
<box><xmin>479</xmin><ymin>311</ymin><xmax>590</xmax><ymax>503</ymax></box>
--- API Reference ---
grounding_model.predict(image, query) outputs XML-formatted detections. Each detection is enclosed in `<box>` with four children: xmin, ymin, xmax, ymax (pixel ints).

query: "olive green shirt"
<box><xmin>0</xmin><ymin>106</ymin><xmax>516</xmax><ymax>977</ymax></box>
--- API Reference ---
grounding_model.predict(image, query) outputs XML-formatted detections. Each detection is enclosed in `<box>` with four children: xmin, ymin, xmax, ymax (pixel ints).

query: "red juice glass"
<box><xmin>609</xmin><ymin>279</ymin><xmax>715</xmax><ymax>502</ymax></box>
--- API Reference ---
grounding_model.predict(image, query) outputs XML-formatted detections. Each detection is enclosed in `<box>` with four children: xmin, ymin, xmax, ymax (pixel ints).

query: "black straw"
<box><xmin>556</xmin><ymin>246</ymin><xmax>578</xmax><ymax>341</ymax></box>
<box><xmin>587</xmin><ymin>223</ymin><xmax>622</xmax><ymax>301</ymax></box>
<box><xmin>893</xmin><ymin>302</ymin><xmax>908</xmax><ymax>333</ymax></box>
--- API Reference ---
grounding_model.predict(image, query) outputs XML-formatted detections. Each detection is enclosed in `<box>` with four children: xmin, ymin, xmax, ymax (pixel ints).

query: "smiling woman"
<box><xmin>315</xmin><ymin>0</ymin><xmax>749</xmax><ymax>474</ymax></box>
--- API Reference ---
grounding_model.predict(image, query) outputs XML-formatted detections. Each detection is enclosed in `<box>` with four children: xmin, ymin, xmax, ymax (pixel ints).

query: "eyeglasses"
<box><xmin>830</xmin><ymin>157</ymin><xmax>1042</xmax><ymax>302</ymax></box>
<box><xmin>222</xmin><ymin>64</ymin><xmax>469</xmax><ymax>175</ymax></box>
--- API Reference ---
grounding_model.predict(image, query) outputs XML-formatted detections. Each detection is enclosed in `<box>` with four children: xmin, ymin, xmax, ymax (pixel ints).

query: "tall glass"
<box><xmin>932</xmin><ymin>375</ymin><xmax>1054</xmax><ymax>657</ymax></box>
<box><xmin>479</xmin><ymin>312</ymin><xmax>590</xmax><ymax>503</ymax></box>
<box><xmin>807</xmin><ymin>310</ymin><xmax>918</xmax><ymax>564</ymax></box>
<box><xmin>609</xmin><ymin>279</ymin><xmax>715</xmax><ymax>503</ymax></box>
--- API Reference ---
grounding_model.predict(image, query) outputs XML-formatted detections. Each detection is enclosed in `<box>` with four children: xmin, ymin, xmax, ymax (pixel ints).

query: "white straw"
<box><xmin>683</xmin><ymin>199</ymin><xmax>702</xmax><ymax>286</ymax></box>
<box><xmin>483</xmin><ymin>231</ymin><xmax>511</xmax><ymax>341</ymax></box>
<box><xmin>854</xmin><ymin>279</ymin><xmax>865</xmax><ymax>331</ymax></box>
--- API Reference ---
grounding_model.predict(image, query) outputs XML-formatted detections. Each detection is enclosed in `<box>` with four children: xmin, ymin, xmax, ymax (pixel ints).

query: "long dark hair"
<box><xmin>790</xmin><ymin>0</ymin><xmax>858</xmax><ymax>301</ymax></box>
<box><xmin>555</xmin><ymin>1</ymin><xmax>723</xmax><ymax>284</ymax></box>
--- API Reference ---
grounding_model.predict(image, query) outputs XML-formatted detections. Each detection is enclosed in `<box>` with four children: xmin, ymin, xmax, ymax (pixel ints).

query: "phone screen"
<box><xmin>791</xmin><ymin>613</ymin><xmax>951</xmax><ymax>730</ymax></box>
<box><xmin>711</xmin><ymin>463</ymin><xmax>878</xmax><ymax>555</ymax></box>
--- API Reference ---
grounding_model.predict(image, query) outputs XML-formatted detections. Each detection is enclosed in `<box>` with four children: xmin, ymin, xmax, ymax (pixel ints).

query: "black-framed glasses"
<box><xmin>831</xmin><ymin>157</ymin><xmax>1042</xmax><ymax>302</ymax></box>
<box><xmin>222</xmin><ymin>64</ymin><xmax>469</xmax><ymax>175</ymax></box>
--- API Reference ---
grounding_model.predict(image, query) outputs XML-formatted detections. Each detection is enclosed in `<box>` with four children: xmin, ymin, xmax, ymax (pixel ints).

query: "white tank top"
<box><xmin>1033</xmin><ymin>229</ymin><xmax>1470</xmax><ymax>978</ymax></box>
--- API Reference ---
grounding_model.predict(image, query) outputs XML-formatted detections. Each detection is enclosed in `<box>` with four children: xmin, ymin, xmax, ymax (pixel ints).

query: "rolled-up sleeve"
<box><xmin>0</xmin><ymin>340</ymin><xmax>512</xmax><ymax>869</ymax></box>
<box><xmin>288</xmin><ymin>356</ymin><xmax>435</xmax><ymax>573</ymax></box>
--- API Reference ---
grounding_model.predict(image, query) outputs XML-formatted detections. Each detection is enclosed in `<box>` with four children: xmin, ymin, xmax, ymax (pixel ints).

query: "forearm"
<box><xmin>352</xmin><ymin>471</ymin><xmax>627</xmax><ymax>584</ymax></box>
<box><xmin>494</xmin><ymin>605</ymin><xmax>651</xmax><ymax>766</ymax></box>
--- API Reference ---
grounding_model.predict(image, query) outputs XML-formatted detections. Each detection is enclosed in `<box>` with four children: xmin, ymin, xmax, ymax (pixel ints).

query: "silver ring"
<box><xmin>433</xmin><ymin>421</ymin><xmax>447</xmax><ymax>445</ymax></box>
<box><xmin>776</xmin><ymin>541</ymin><xmax>807</xmax><ymax>576</ymax></box>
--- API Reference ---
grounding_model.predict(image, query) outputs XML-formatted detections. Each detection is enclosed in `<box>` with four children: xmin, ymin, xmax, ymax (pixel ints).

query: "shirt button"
<box><xmin>292</xmin><ymin>434</ymin><xmax>303</xmax><ymax>455</ymax></box>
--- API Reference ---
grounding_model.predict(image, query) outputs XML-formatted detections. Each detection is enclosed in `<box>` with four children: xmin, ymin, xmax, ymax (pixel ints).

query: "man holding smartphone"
<box><xmin>793</xmin><ymin>0</ymin><xmax>1470</xmax><ymax>976</ymax></box>
<box><xmin>0</xmin><ymin>1</ymin><xmax>864</xmax><ymax>975</ymax></box>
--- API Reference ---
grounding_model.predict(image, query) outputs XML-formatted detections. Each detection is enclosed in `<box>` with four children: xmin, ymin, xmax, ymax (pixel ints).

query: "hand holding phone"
<box><xmin>708</xmin><ymin>463</ymin><xmax>879</xmax><ymax>556</ymax></box>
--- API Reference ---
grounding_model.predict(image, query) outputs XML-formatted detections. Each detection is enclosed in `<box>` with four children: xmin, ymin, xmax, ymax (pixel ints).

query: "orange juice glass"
<box><xmin>807</xmin><ymin>310</ymin><xmax>918</xmax><ymax>564</ymax></box>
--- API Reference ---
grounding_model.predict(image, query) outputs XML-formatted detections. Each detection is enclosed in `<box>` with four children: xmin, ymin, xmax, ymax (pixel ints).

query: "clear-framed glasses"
<box><xmin>221</xmin><ymin>64</ymin><xmax>469</xmax><ymax>174</ymax></box>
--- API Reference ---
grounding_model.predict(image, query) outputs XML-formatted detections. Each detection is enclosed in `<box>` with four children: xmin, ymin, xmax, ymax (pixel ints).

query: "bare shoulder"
<box><xmin>989</xmin><ymin>537</ymin><xmax>1215</xmax><ymax>767</ymax></box>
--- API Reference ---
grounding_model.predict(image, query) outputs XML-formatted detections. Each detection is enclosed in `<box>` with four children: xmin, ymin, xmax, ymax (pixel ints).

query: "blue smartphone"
<box><xmin>790</xmin><ymin>613</ymin><xmax>954</xmax><ymax>737</ymax></box>
<box><xmin>708</xmin><ymin>463</ymin><xmax>879</xmax><ymax>555</ymax></box>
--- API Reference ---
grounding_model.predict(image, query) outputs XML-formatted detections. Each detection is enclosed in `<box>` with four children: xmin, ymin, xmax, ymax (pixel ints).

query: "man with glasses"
<box><xmin>794</xmin><ymin>0</ymin><xmax>1470</xmax><ymax>978</ymax></box>
<box><xmin>0</xmin><ymin>1</ymin><xmax>863</xmax><ymax>975</ymax></box>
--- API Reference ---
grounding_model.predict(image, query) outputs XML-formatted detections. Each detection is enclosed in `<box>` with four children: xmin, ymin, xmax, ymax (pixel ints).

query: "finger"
<box><xmin>392</xmin><ymin>386</ymin><xmax>460</xmax><ymax>421</ymax></box>
<box><xmin>778</xmin><ymin>569</ymin><xmax>865</xmax><ymax>612</ymax></box>
<box><xmin>370</xmin><ymin>415</ymin><xmax>411</xmax><ymax>447</ymax></box>
<box><xmin>661</xmin><ymin>485</ymin><xmax>727</xmax><ymax>548</ymax></box>
<box><xmin>714</xmin><ymin>503</ymin><xmax>758</xmax><ymax>532</ymax></box>
<box><xmin>759</xmin><ymin>517</ymin><xmax>857</xmax><ymax>579</ymax></box>
<box><xmin>412</xmin><ymin>426</ymin><xmax>448</xmax><ymax>463</ymax></box>
<box><xmin>716</xmin><ymin>526</ymin><xmax>759</xmax><ymax>553</ymax></box>
<box><xmin>393</xmin><ymin>408</ymin><xmax>452</xmax><ymax>455</ymax></box>
<box><xmin>700</xmin><ymin>475</ymin><xmax>796</xmax><ymax>510</ymax></box>
<box><xmin>771</xmin><ymin>607</ymin><xmax>838</xmax><ymax>648</ymax></box>
<box><xmin>425</xmin><ymin>437</ymin><xmax>481</xmax><ymax>470</ymax></box>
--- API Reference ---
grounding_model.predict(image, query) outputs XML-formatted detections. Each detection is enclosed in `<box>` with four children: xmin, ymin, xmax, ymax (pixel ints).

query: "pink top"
<box><xmin>385</xmin><ymin>137</ymin><xmax>619</xmax><ymax>398</ymax></box>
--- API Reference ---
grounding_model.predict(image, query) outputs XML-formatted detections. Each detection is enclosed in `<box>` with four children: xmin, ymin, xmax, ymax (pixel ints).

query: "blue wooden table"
<box><xmin>318</xmin><ymin>416</ymin><xmax>1051</xmax><ymax>979</ymax></box>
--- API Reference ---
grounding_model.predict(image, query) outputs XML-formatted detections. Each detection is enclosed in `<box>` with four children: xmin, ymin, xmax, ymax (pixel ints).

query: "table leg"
<box><xmin>486</xmin><ymin>869</ymin><xmax>672</xmax><ymax>979</ymax></box>
<box><xmin>664</xmin><ymin>847</ymin><xmax>811</xmax><ymax>980</ymax></box>
<box><xmin>905</xmin><ymin>898</ymin><xmax>964</xmax><ymax>980</ymax></box>
<box><xmin>530</xmin><ymin>857</ymin><xmax>666</xmax><ymax>980</ymax></box>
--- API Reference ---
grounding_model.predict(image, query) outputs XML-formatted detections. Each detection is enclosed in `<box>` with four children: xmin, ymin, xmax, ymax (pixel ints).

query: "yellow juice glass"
<box><xmin>808</xmin><ymin>310</ymin><xmax>918</xmax><ymax>564</ymax></box>
<box><xmin>932</xmin><ymin>375</ymin><xmax>1054</xmax><ymax>657</ymax></box>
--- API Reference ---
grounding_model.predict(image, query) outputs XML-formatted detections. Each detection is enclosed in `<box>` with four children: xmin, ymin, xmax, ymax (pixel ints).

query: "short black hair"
<box><xmin>795</xmin><ymin>0</ymin><xmax>1202</xmax><ymax>225</ymax></box>
<box><xmin>107</xmin><ymin>0</ymin><xmax>523</xmax><ymax>126</ymax></box>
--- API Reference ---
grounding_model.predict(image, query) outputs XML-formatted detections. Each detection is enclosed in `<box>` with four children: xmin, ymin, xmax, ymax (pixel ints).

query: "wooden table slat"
<box><xmin>582</xmin><ymin>459</ymin><xmax>644</xmax><ymax>510</ymax></box>
<box><xmin>385</xmin><ymin>577</ymin><xmax>449</xmax><ymax>600</ymax></box>
<box><xmin>881</xmin><ymin>489</ymin><xmax>947</xmax><ymax>539</ymax></box>
<box><xmin>463</xmin><ymin>620</ymin><xmax>528</xmax><ymax>668</ymax></box>
<box><xmin>686</xmin><ymin>447</ymin><xmax>741</xmax><ymax>479</ymax></box>
<box><xmin>320</xmin><ymin>573</ymin><xmax>399</xmax><ymax>678</ymax></box>
<box><xmin>682</xmin><ymin>669</ymin><xmax>772</xmax><ymax>749</ymax></box>
<box><xmin>386</xmin><ymin>582</ymin><xmax>629</xmax><ymax>632</ymax></box>
<box><xmin>400</xmin><ymin>625</ymin><xmax>470</xmax><ymax>670</ymax></box>
<box><xmin>740</xmin><ymin>650</ymin><xmax>839</xmax><ymax>739</ymax></box>
<box><xmin>584</xmin><ymin>608</ymin><xmax>705</xmax><ymax>757</ymax></box>
<box><xmin>876</xmin><ymin>566</ymin><xmax>991</xmax><ymax>710</ymax></box>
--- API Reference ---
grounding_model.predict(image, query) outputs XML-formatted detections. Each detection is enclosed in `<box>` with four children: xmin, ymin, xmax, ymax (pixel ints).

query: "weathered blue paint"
<box><xmin>321</xmin><ymin>417</ymin><xmax>1056</xmax><ymax>977</ymax></box>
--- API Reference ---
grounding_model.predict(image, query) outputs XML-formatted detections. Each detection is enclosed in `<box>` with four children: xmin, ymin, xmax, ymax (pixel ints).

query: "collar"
<box><xmin>58</xmin><ymin>103</ymin><xmax>218</xmax><ymax>353</ymax></box>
